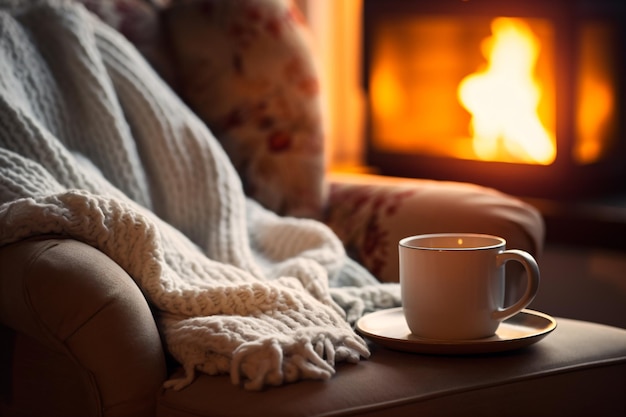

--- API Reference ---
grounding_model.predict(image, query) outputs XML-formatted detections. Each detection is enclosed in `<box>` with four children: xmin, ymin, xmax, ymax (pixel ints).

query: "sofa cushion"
<box><xmin>156</xmin><ymin>317</ymin><xmax>626</xmax><ymax>417</ymax></box>
<box><xmin>163</xmin><ymin>0</ymin><xmax>326</xmax><ymax>218</ymax></box>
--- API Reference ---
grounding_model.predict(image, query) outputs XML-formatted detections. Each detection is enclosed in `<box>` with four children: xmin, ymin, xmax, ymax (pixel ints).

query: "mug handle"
<box><xmin>492</xmin><ymin>249</ymin><xmax>540</xmax><ymax>321</ymax></box>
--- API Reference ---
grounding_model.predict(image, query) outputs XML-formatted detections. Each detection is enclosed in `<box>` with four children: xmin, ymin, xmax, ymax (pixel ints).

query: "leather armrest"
<box><xmin>0</xmin><ymin>237</ymin><xmax>166</xmax><ymax>417</ymax></box>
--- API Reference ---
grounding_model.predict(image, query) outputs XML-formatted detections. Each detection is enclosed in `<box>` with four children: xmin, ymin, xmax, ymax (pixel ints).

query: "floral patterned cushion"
<box><xmin>325</xmin><ymin>177</ymin><xmax>418</xmax><ymax>283</ymax></box>
<box><xmin>162</xmin><ymin>0</ymin><xmax>326</xmax><ymax>218</ymax></box>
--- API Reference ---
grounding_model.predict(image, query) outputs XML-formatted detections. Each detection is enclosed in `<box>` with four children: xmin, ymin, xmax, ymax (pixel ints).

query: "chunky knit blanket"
<box><xmin>0</xmin><ymin>0</ymin><xmax>400</xmax><ymax>390</ymax></box>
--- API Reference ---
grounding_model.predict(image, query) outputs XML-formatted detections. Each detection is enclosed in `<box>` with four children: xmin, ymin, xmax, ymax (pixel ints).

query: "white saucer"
<box><xmin>356</xmin><ymin>308</ymin><xmax>557</xmax><ymax>355</ymax></box>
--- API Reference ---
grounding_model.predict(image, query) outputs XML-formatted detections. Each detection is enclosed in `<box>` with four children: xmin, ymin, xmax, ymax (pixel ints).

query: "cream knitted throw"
<box><xmin>0</xmin><ymin>0</ymin><xmax>400</xmax><ymax>390</ymax></box>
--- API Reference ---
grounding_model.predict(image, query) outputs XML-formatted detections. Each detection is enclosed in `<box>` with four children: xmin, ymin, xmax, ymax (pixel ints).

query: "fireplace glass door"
<box><xmin>363</xmin><ymin>0</ymin><xmax>625</xmax><ymax>198</ymax></box>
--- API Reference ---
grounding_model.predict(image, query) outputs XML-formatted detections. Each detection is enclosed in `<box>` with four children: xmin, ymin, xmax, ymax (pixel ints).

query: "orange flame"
<box><xmin>458</xmin><ymin>18</ymin><xmax>556</xmax><ymax>164</ymax></box>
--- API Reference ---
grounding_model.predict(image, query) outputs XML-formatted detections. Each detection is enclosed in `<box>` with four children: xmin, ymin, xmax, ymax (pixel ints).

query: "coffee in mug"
<box><xmin>399</xmin><ymin>233</ymin><xmax>540</xmax><ymax>340</ymax></box>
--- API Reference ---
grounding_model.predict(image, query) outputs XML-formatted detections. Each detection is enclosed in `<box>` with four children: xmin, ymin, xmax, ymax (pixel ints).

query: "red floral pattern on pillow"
<box><xmin>325</xmin><ymin>181</ymin><xmax>417</xmax><ymax>281</ymax></box>
<box><xmin>163</xmin><ymin>0</ymin><xmax>326</xmax><ymax>218</ymax></box>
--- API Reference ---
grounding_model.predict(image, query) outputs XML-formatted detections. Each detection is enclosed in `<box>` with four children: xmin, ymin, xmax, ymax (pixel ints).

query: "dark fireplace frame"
<box><xmin>362</xmin><ymin>0</ymin><xmax>626</xmax><ymax>200</ymax></box>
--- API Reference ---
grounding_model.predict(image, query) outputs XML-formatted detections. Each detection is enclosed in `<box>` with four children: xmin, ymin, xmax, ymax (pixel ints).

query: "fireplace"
<box><xmin>362</xmin><ymin>0</ymin><xmax>626</xmax><ymax>199</ymax></box>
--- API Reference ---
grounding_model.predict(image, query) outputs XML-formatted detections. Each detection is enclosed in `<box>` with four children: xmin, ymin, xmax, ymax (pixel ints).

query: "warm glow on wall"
<box><xmin>458</xmin><ymin>17</ymin><xmax>556</xmax><ymax>165</ymax></box>
<box><xmin>304</xmin><ymin>0</ymin><xmax>365</xmax><ymax>170</ymax></box>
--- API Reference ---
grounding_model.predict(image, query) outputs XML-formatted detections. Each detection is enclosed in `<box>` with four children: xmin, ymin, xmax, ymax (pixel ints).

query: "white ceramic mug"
<box><xmin>399</xmin><ymin>233</ymin><xmax>540</xmax><ymax>340</ymax></box>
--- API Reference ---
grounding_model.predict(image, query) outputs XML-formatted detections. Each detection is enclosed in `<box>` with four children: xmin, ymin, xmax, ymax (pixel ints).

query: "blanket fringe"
<box><xmin>163</xmin><ymin>333</ymin><xmax>369</xmax><ymax>391</ymax></box>
<box><xmin>231</xmin><ymin>337</ymin><xmax>338</xmax><ymax>391</ymax></box>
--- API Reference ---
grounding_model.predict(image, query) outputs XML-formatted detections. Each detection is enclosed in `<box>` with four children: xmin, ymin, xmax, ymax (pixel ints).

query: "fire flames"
<box><xmin>457</xmin><ymin>17</ymin><xmax>557</xmax><ymax>165</ymax></box>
